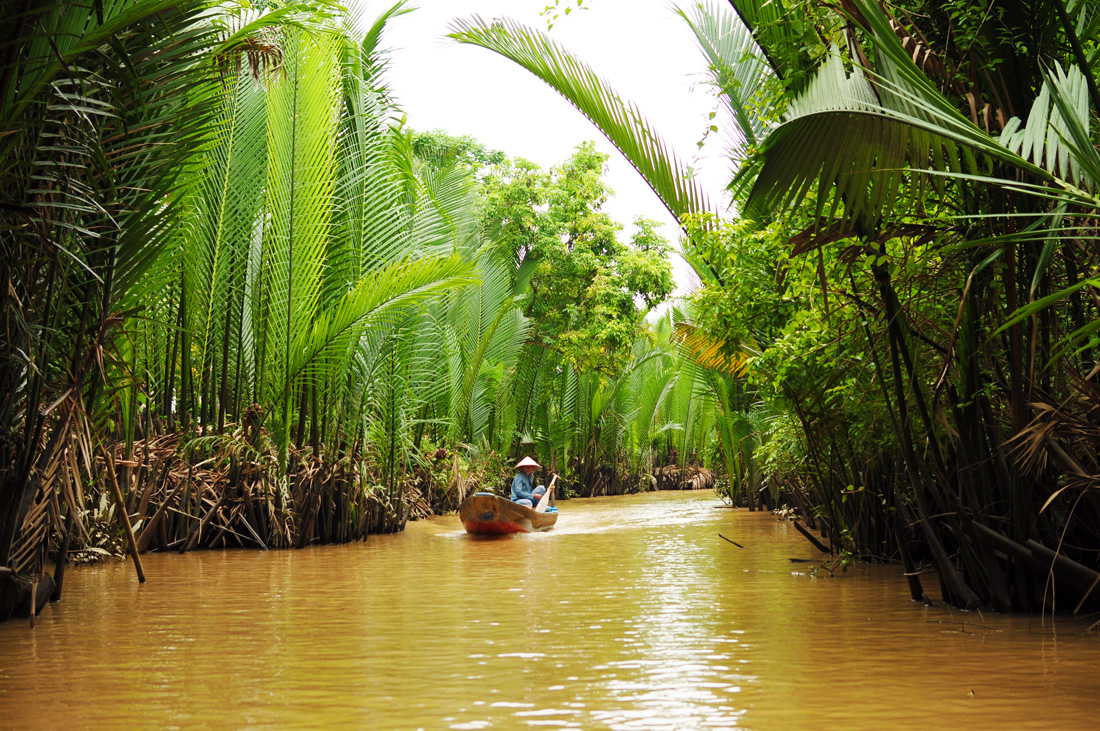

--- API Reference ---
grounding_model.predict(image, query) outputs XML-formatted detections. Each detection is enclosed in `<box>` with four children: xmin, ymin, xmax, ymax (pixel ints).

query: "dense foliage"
<box><xmin>0</xmin><ymin>0</ymin><xmax>718</xmax><ymax>620</ymax></box>
<box><xmin>481</xmin><ymin>142</ymin><xmax>675</xmax><ymax>374</ymax></box>
<box><xmin>710</xmin><ymin>0</ymin><xmax>1100</xmax><ymax>613</ymax></box>
<box><xmin>6</xmin><ymin>0</ymin><xmax>1097</xmax><ymax>622</ymax></box>
<box><xmin>454</xmin><ymin>0</ymin><xmax>1100</xmax><ymax>613</ymax></box>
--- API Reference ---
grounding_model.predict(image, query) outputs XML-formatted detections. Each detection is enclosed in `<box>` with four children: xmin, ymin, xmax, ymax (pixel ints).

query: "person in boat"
<box><xmin>511</xmin><ymin>456</ymin><xmax>546</xmax><ymax>508</ymax></box>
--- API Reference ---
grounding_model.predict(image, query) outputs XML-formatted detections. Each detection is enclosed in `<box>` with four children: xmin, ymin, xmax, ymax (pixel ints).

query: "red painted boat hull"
<box><xmin>458</xmin><ymin>494</ymin><xmax>557</xmax><ymax>535</ymax></box>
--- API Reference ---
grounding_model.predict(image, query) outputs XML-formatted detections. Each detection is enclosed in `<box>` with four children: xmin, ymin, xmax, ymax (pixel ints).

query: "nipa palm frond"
<box><xmin>674</xmin><ymin>0</ymin><xmax>775</xmax><ymax>163</ymax></box>
<box><xmin>999</xmin><ymin>64</ymin><xmax>1096</xmax><ymax>191</ymax></box>
<box><xmin>674</xmin><ymin>322</ymin><xmax>751</xmax><ymax>376</ymax></box>
<box><xmin>449</xmin><ymin>15</ymin><xmax>711</xmax><ymax>225</ymax></box>
<box><xmin>739</xmin><ymin>23</ymin><xmax>1053</xmax><ymax>234</ymax></box>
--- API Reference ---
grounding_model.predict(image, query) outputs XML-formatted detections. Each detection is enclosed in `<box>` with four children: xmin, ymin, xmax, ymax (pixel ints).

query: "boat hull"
<box><xmin>458</xmin><ymin>494</ymin><xmax>557</xmax><ymax>535</ymax></box>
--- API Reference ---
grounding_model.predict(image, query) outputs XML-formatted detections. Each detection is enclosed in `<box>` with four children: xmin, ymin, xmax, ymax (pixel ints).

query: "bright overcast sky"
<box><xmin>353</xmin><ymin>0</ymin><xmax>734</xmax><ymax>296</ymax></box>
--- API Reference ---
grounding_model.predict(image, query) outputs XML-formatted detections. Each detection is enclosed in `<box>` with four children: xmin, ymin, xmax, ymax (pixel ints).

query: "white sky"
<box><xmin>354</xmin><ymin>0</ymin><xmax>734</xmax><ymax>297</ymax></box>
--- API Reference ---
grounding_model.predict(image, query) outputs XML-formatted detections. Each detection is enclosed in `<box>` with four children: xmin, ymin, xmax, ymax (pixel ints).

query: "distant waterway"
<box><xmin>1</xmin><ymin>491</ymin><xmax>1097</xmax><ymax>729</ymax></box>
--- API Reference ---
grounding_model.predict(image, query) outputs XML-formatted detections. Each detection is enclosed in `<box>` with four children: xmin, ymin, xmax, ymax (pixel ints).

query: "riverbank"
<box><xmin>0</xmin><ymin>444</ymin><xmax>716</xmax><ymax>625</ymax></box>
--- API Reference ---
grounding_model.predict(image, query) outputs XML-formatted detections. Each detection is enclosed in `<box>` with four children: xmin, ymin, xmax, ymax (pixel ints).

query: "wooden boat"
<box><xmin>458</xmin><ymin>493</ymin><xmax>558</xmax><ymax>535</ymax></box>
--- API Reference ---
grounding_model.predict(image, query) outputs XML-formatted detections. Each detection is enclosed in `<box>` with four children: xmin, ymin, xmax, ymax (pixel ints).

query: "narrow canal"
<box><xmin>2</xmin><ymin>491</ymin><xmax>1097</xmax><ymax>729</ymax></box>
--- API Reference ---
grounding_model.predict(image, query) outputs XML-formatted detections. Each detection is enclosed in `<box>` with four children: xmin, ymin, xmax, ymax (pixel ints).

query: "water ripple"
<box><xmin>1</xmin><ymin>491</ymin><xmax>1097</xmax><ymax>730</ymax></box>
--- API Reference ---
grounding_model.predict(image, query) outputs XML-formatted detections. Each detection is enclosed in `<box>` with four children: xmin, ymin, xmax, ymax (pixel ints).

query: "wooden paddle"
<box><xmin>535</xmin><ymin>474</ymin><xmax>558</xmax><ymax>513</ymax></box>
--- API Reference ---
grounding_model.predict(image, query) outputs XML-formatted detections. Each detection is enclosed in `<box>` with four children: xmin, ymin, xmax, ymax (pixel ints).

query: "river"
<box><xmin>1</xmin><ymin>491</ymin><xmax>1097</xmax><ymax>729</ymax></box>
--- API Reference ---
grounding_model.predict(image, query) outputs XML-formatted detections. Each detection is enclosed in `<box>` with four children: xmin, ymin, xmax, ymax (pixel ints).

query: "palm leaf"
<box><xmin>739</xmin><ymin>7</ymin><xmax>1055</xmax><ymax>234</ymax></box>
<box><xmin>674</xmin><ymin>0</ymin><xmax>775</xmax><ymax>163</ymax></box>
<box><xmin>258</xmin><ymin>26</ymin><xmax>342</xmax><ymax>463</ymax></box>
<box><xmin>182</xmin><ymin>68</ymin><xmax>267</xmax><ymax>420</ymax></box>
<box><xmin>998</xmin><ymin>63</ymin><xmax>1097</xmax><ymax>190</ymax></box>
<box><xmin>290</xmin><ymin>255</ymin><xmax>476</xmax><ymax>414</ymax></box>
<box><xmin>674</xmin><ymin>321</ymin><xmax>751</xmax><ymax>376</ymax></box>
<box><xmin>448</xmin><ymin>16</ymin><xmax>710</xmax><ymax>226</ymax></box>
<box><xmin>726</xmin><ymin>0</ymin><xmax>822</xmax><ymax>84</ymax></box>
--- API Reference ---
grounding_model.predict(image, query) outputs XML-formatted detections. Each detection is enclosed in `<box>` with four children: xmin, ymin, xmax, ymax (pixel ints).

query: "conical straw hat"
<box><xmin>515</xmin><ymin>456</ymin><xmax>540</xmax><ymax>469</ymax></box>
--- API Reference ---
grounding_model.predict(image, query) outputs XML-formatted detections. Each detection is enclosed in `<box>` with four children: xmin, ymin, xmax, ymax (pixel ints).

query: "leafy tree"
<box><xmin>411</xmin><ymin>129</ymin><xmax>506</xmax><ymax>170</ymax></box>
<box><xmin>481</xmin><ymin>142</ymin><xmax>674</xmax><ymax>374</ymax></box>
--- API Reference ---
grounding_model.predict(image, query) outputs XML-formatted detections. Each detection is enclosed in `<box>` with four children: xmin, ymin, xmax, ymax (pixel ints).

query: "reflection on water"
<box><xmin>1</xmin><ymin>491</ymin><xmax>1098</xmax><ymax>729</ymax></box>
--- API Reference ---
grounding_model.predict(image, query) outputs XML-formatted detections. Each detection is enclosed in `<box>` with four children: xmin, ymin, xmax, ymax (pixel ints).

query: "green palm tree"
<box><xmin>0</xmin><ymin>0</ymin><xmax>299</xmax><ymax>593</ymax></box>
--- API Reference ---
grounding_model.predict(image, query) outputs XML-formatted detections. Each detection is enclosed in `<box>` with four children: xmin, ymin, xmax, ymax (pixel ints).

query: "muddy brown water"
<box><xmin>1</xmin><ymin>491</ymin><xmax>1097</xmax><ymax>729</ymax></box>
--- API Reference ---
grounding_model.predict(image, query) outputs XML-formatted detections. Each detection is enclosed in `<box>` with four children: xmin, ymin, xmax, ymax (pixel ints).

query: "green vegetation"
<box><xmin>479</xmin><ymin>141</ymin><xmax>674</xmax><ymax>374</ymax></box>
<box><xmin>0</xmin><ymin>0</ymin><xmax>721</xmax><ymax>620</ymax></box>
<box><xmin>453</xmin><ymin>0</ymin><xmax>1100</xmax><ymax>612</ymax></box>
<box><xmin>3</xmin><ymin>0</ymin><xmax>1098</xmax><ymax>622</ymax></box>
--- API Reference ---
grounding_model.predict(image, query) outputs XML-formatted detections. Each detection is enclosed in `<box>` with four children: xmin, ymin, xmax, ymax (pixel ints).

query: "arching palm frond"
<box><xmin>412</xmin><ymin>161</ymin><xmax>483</xmax><ymax>257</ymax></box>
<box><xmin>180</xmin><ymin>68</ymin><xmax>268</xmax><ymax>430</ymax></box>
<box><xmin>674</xmin><ymin>0</ymin><xmax>775</xmax><ymax>164</ymax></box>
<box><xmin>357</xmin><ymin>0</ymin><xmax>415</xmax><ymax>89</ymax></box>
<box><xmin>673</xmin><ymin>321</ymin><xmax>751</xmax><ymax>377</ymax></box>
<box><xmin>259</xmin><ymin>27</ymin><xmax>342</xmax><ymax>465</ymax></box>
<box><xmin>448</xmin><ymin>15</ymin><xmax>711</xmax><ymax>226</ymax></box>
<box><xmin>289</xmin><ymin>255</ymin><xmax>476</xmax><ymax>400</ymax></box>
<box><xmin>738</xmin><ymin>0</ymin><xmax>1056</xmax><ymax>235</ymax></box>
<box><xmin>446</xmin><ymin>254</ymin><xmax>525</xmax><ymax>444</ymax></box>
<box><xmin>333</xmin><ymin>30</ymin><xmax>408</xmax><ymax>287</ymax></box>
<box><xmin>625</xmin><ymin>355</ymin><xmax>678</xmax><ymax>456</ymax></box>
<box><xmin>999</xmin><ymin>64</ymin><xmax>1096</xmax><ymax>191</ymax></box>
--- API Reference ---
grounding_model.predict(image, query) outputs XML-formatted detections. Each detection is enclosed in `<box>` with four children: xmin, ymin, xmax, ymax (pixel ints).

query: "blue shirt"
<box><xmin>510</xmin><ymin>472</ymin><xmax>537</xmax><ymax>502</ymax></box>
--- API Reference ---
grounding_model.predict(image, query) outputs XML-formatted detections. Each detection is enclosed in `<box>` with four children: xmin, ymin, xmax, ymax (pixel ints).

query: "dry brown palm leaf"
<box><xmin>1067</xmin><ymin>362</ymin><xmax>1100</xmax><ymax>415</ymax></box>
<box><xmin>673</xmin><ymin>322</ymin><xmax>751</xmax><ymax>377</ymax></box>
<box><xmin>789</xmin><ymin>220</ymin><xmax>939</xmax><ymax>258</ymax></box>
<box><xmin>1010</xmin><ymin>400</ymin><xmax>1100</xmax><ymax>487</ymax></box>
<box><xmin>882</xmin><ymin>4</ymin><xmax>1011</xmax><ymax>131</ymax></box>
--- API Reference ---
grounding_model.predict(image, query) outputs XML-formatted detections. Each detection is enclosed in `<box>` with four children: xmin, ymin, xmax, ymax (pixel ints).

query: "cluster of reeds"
<box><xmin>102</xmin><ymin>432</ymin><xmax>403</xmax><ymax>555</ymax></box>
